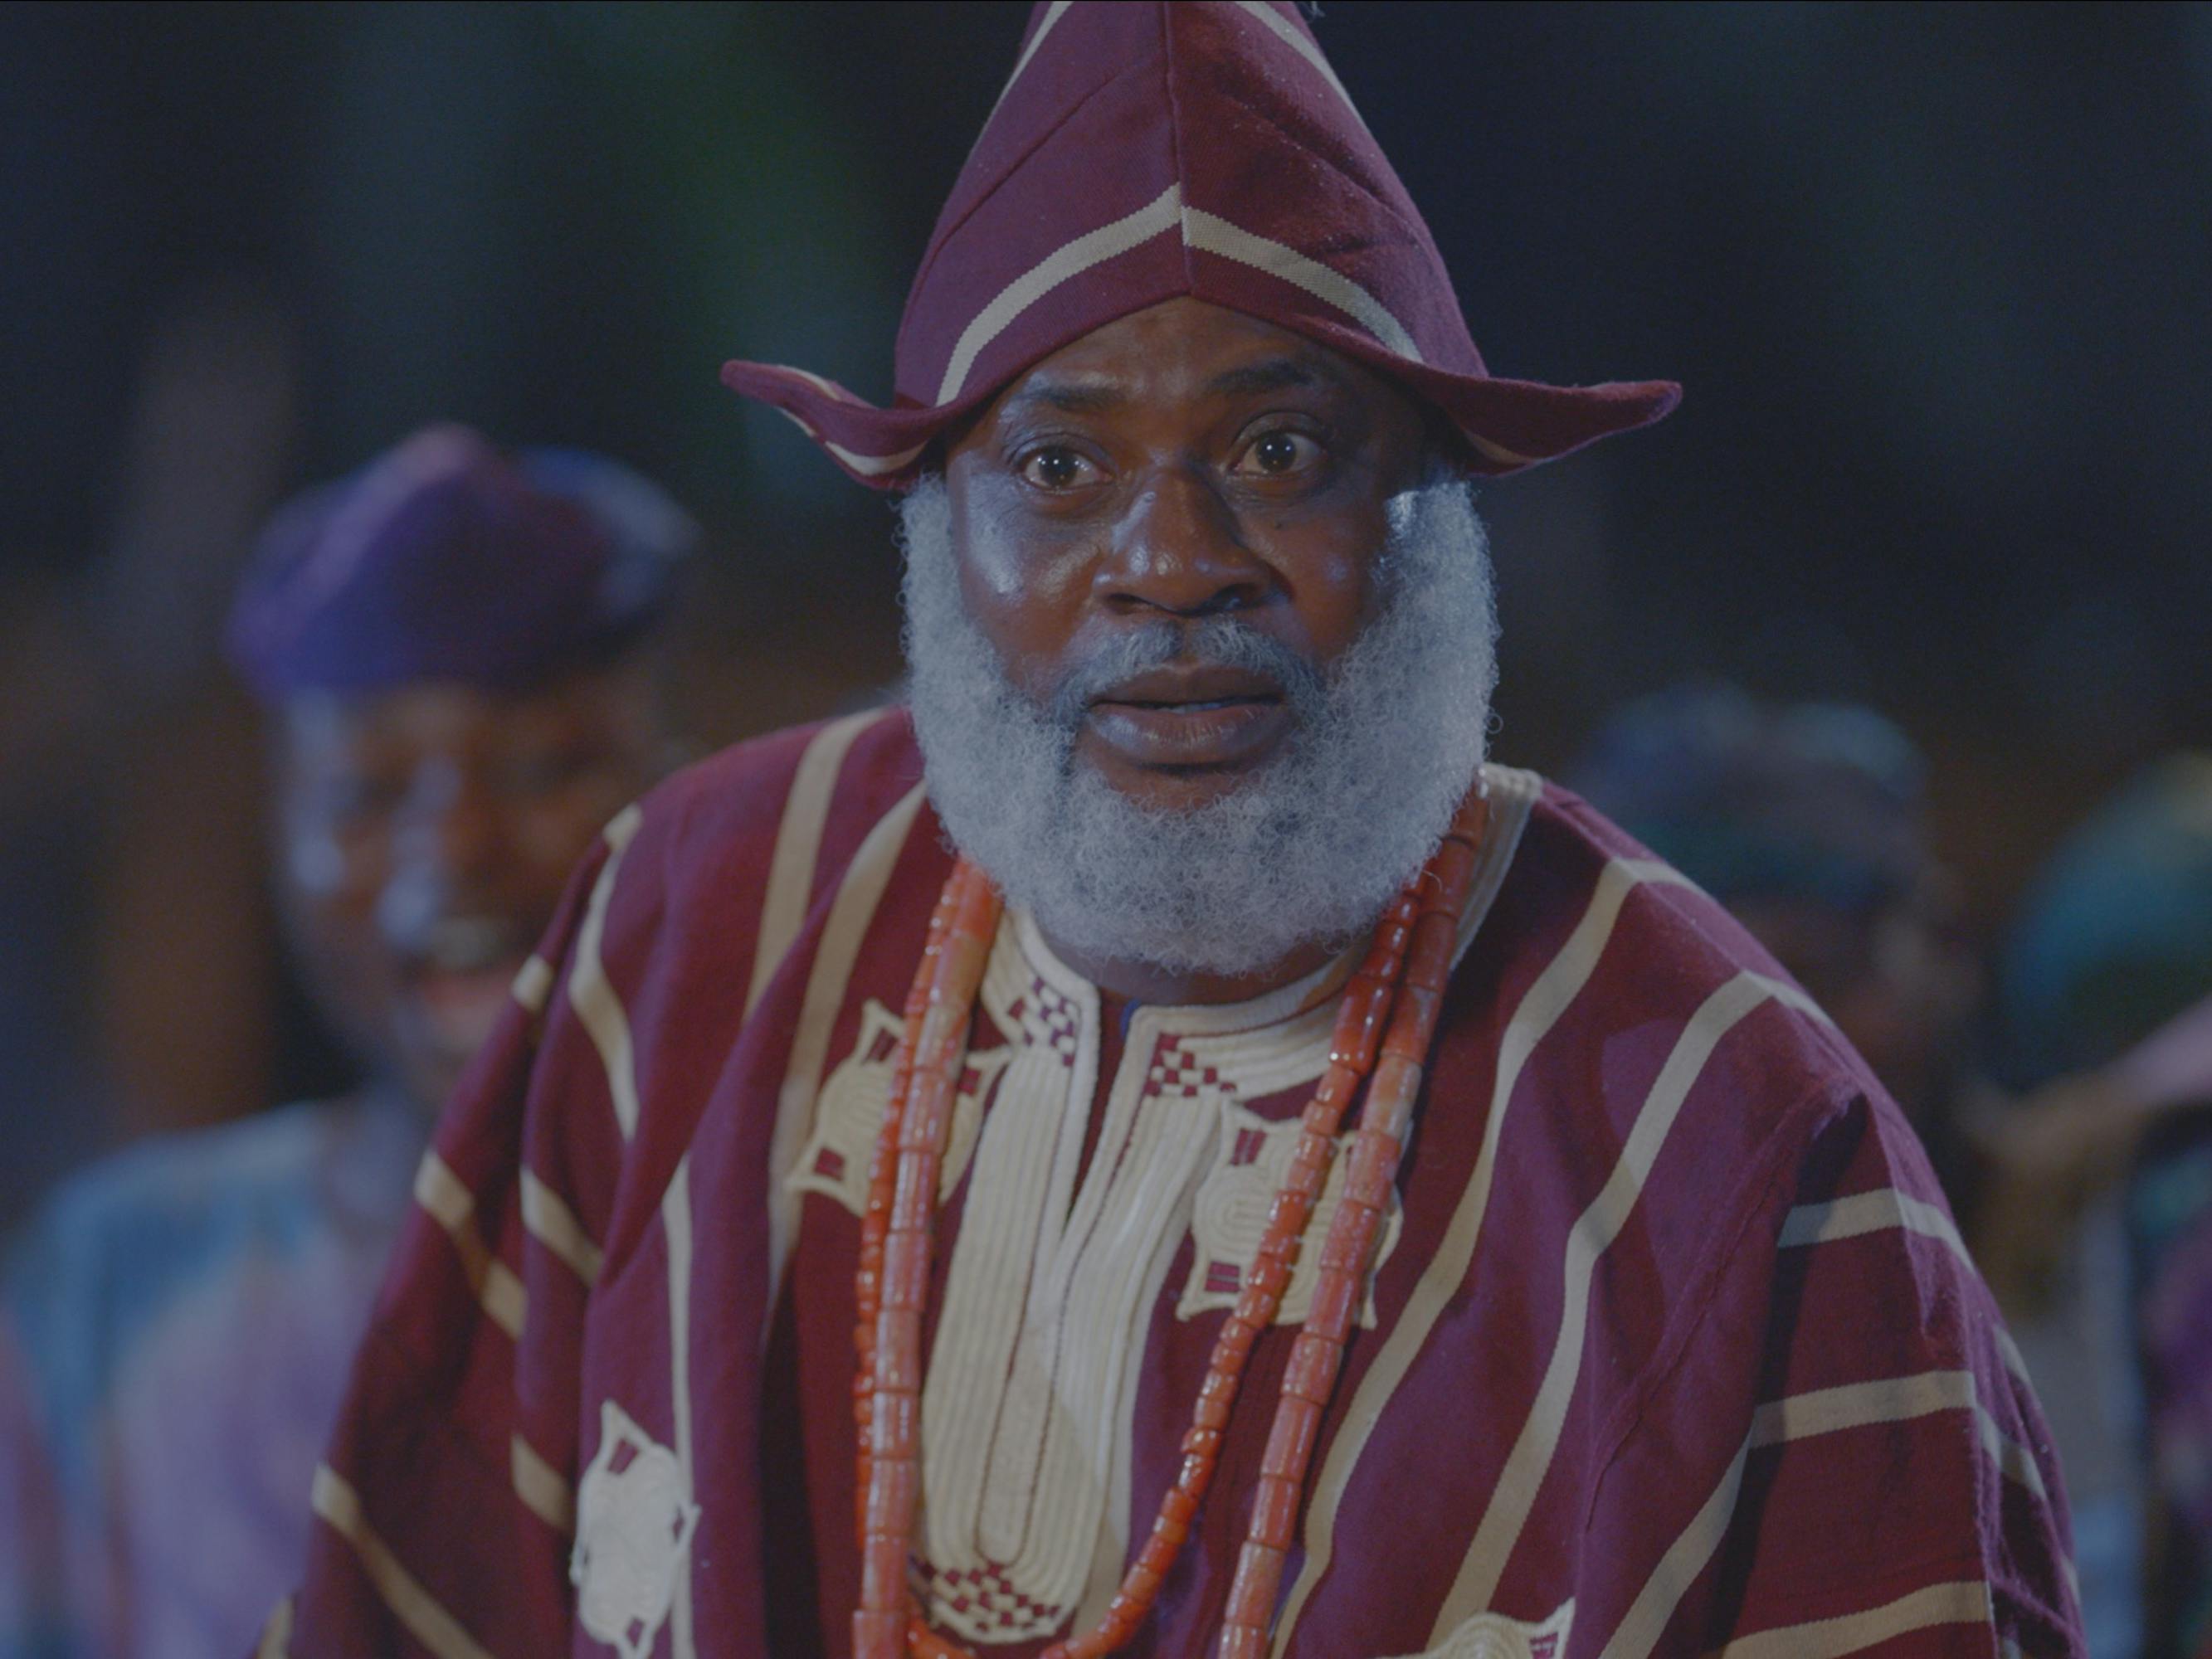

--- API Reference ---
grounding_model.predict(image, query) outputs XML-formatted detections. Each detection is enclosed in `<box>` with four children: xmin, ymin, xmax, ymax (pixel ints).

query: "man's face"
<box><xmin>275</xmin><ymin>664</ymin><xmax>664</xmax><ymax>1112</ymax></box>
<box><xmin>943</xmin><ymin>296</ymin><xmax>1430</xmax><ymax>813</ymax></box>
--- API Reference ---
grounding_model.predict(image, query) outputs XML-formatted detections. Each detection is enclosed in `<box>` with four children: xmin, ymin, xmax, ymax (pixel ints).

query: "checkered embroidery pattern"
<box><xmin>1145</xmin><ymin>1036</ymin><xmax>1226</xmax><ymax>1102</ymax></box>
<box><xmin>1009</xmin><ymin>975</ymin><xmax>1083</xmax><ymax>1067</ymax></box>
<box><xmin>916</xmin><ymin>1558</ymin><xmax>1069</xmax><ymax>1642</ymax></box>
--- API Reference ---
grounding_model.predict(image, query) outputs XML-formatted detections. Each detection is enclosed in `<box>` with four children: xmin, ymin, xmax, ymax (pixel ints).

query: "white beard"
<box><xmin>897</xmin><ymin>472</ymin><xmax>1498</xmax><ymax>978</ymax></box>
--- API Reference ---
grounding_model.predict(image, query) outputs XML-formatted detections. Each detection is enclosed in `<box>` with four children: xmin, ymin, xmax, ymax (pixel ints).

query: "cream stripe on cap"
<box><xmin>1182</xmin><ymin>204</ymin><xmax>1424</xmax><ymax>362</ymax></box>
<box><xmin>937</xmin><ymin>183</ymin><xmax>1186</xmax><ymax>405</ymax></box>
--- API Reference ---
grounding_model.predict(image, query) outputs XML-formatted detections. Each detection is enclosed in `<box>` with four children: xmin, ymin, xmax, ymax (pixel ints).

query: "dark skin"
<box><xmin>275</xmin><ymin>660</ymin><xmax>669</xmax><ymax>1115</ymax></box>
<box><xmin>944</xmin><ymin>296</ymin><xmax>1433</xmax><ymax>1007</ymax></box>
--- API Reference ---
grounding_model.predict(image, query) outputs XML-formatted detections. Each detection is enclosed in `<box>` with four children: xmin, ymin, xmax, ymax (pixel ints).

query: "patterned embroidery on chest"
<box><xmin>570</xmin><ymin>1400</ymin><xmax>700</xmax><ymax>1659</ymax></box>
<box><xmin>1382</xmin><ymin>1602</ymin><xmax>1576</xmax><ymax>1659</ymax></box>
<box><xmin>911</xmin><ymin>1559</ymin><xmax>1070</xmax><ymax>1643</ymax></box>
<box><xmin>786</xmin><ymin>997</ymin><xmax>1012</xmax><ymax>1214</ymax></box>
<box><xmin>1178</xmin><ymin>1093</ymin><xmax>1404</xmax><ymax>1326</ymax></box>
<box><xmin>913</xmin><ymin>915</ymin><xmax>1352</xmax><ymax>1646</ymax></box>
<box><xmin>1006</xmin><ymin>972</ymin><xmax>1083</xmax><ymax>1063</ymax></box>
<box><xmin>1146</xmin><ymin>1034</ymin><xmax>1227</xmax><ymax>1100</ymax></box>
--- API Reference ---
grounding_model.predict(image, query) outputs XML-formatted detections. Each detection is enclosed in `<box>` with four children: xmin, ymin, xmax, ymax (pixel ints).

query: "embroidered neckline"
<box><xmin>1006</xmin><ymin>902</ymin><xmax>1361</xmax><ymax>1039</ymax></box>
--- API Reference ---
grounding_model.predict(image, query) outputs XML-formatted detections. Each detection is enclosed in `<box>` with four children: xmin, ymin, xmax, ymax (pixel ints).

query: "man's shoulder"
<box><xmin>1510</xmin><ymin>771</ymin><xmax>1800</xmax><ymax>973</ymax></box>
<box><xmin>551</xmin><ymin>708</ymin><xmax>932</xmax><ymax>1151</ymax></box>
<box><xmin>1486</xmin><ymin>770</ymin><xmax>1896</xmax><ymax>1190</ymax></box>
<box><xmin>611</xmin><ymin>705</ymin><xmax>924</xmax><ymax>916</ymax></box>
<box><xmin>1510</xmin><ymin>771</ymin><xmax>1869</xmax><ymax>1079</ymax></box>
<box><xmin>1479</xmin><ymin>776</ymin><xmax>1970</xmax><ymax>1354</ymax></box>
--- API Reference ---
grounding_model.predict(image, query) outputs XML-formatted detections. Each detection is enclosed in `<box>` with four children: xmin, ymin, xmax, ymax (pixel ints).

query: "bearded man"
<box><xmin>278</xmin><ymin>7</ymin><xmax>2083</xmax><ymax>1657</ymax></box>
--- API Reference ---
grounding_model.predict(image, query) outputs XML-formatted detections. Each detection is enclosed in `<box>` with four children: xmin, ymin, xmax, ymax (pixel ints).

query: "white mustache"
<box><xmin>1044</xmin><ymin>619</ymin><xmax>1323</xmax><ymax>735</ymax></box>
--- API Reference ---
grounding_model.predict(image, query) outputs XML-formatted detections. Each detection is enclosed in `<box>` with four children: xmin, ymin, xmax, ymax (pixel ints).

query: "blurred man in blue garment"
<box><xmin>0</xmin><ymin>426</ymin><xmax>692</xmax><ymax>1659</ymax></box>
<box><xmin>1997</xmin><ymin>757</ymin><xmax>2212</xmax><ymax>1659</ymax></box>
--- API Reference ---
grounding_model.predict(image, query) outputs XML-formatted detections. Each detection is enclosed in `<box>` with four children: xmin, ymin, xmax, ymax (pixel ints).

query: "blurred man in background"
<box><xmin>0</xmin><ymin>425</ymin><xmax>691</xmax><ymax>1658</ymax></box>
<box><xmin>1993</xmin><ymin>756</ymin><xmax>2212</xmax><ymax>1659</ymax></box>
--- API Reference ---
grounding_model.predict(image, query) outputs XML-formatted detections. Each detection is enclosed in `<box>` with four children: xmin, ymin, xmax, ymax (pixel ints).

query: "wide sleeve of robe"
<box><xmin>1577</xmin><ymin>1084</ymin><xmax>2083</xmax><ymax>1657</ymax></box>
<box><xmin>272</xmin><ymin>710</ymin><xmax>923</xmax><ymax>1658</ymax></box>
<box><xmin>272</xmin><ymin>813</ymin><xmax>620</xmax><ymax>1656</ymax></box>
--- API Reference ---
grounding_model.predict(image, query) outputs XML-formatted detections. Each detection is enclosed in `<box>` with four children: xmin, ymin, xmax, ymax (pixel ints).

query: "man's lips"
<box><xmin>1084</xmin><ymin>664</ymin><xmax>1289</xmax><ymax>770</ymax></box>
<box><xmin>402</xmin><ymin>914</ymin><xmax>524</xmax><ymax>975</ymax></box>
<box><xmin>391</xmin><ymin>914</ymin><xmax>537</xmax><ymax>1063</ymax></box>
<box><xmin>400</xmin><ymin>955</ymin><xmax>526</xmax><ymax>1063</ymax></box>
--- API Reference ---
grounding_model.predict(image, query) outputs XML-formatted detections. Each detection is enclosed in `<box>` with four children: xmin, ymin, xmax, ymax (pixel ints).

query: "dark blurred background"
<box><xmin>2</xmin><ymin>0</ymin><xmax>2208</xmax><ymax>1218</ymax></box>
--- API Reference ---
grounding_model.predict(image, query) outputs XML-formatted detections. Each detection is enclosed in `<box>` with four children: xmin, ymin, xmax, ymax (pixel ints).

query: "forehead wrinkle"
<box><xmin>1200</xmin><ymin>356</ymin><xmax>1332</xmax><ymax>402</ymax></box>
<box><xmin>1001</xmin><ymin>375</ymin><xmax>1128</xmax><ymax>416</ymax></box>
<box><xmin>1002</xmin><ymin>347</ymin><xmax>1342</xmax><ymax>421</ymax></box>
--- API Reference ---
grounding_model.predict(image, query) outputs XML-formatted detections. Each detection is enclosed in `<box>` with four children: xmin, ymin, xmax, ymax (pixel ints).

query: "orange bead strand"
<box><xmin>855</xmin><ymin>788</ymin><xmax>1489</xmax><ymax>1659</ymax></box>
<box><xmin>1215</xmin><ymin>795</ymin><xmax>1488</xmax><ymax>1659</ymax></box>
<box><xmin>853</xmin><ymin>875</ymin><xmax>964</xmax><ymax>1546</ymax></box>
<box><xmin>853</xmin><ymin>859</ymin><xmax>1002</xmax><ymax>1659</ymax></box>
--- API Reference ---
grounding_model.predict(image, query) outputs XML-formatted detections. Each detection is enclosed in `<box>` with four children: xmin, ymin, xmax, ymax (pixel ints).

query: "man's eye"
<box><xmin>1017</xmin><ymin>446</ymin><xmax>1095</xmax><ymax>489</ymax></box>
<box><xmin>1235</xmin><ymin>431</ymin><xmax>1322</xmax><ymax>477</ymax></box>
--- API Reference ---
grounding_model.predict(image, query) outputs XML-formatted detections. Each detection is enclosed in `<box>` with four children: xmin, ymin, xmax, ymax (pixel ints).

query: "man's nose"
<box><xmin>397</xmin><ymin>762</ymin><xmax>504</xmax><ymax>883</ymax></box>
<box><xmin>1094</xmin><ymin>464</ymin><xmax>1270</xmax><ymax>618</ymax></box>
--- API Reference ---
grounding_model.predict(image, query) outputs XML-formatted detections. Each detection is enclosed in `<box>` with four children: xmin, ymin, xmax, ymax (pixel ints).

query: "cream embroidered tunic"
<box><xmin>792</xmin><ymin>909</ymin><xmax>1415</xmax><ymax>1643</ymax></box>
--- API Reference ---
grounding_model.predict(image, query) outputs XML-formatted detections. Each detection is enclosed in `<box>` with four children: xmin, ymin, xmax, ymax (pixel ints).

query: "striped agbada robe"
<box><xmin>277</xmin><ymin>708</ymin><xmax>2083</xmax><ymax>1657</ymax></box>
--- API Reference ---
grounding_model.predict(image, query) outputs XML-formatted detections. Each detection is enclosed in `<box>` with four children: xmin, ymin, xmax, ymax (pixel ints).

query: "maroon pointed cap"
<box><xmin>721</xmin><ymin>0</ymin><xmax>1679</xmax><ymax>488</ymax></box>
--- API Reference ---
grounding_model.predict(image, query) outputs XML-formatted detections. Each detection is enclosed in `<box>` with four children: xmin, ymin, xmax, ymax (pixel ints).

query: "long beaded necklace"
<box><xmin>852</xmin><ymin>788</ymin><xmax>1491</xmax><ymax>1659</ymax></box>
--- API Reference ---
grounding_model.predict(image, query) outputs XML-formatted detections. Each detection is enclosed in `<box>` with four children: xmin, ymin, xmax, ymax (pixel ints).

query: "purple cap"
<box><xmin>225</xmin><ymin>425</ymin><xmax>694</xmax><ymax>702</ymax></box>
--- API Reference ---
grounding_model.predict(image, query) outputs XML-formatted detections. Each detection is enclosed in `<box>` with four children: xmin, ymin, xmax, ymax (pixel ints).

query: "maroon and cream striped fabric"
<box><xmin>719</xmin><ymin>2</ymin><xmax>1680</xmax><ymax>489</ymax></box>
<box><xmin>276</xmin><ymin>712</ymin><xmax>2082</xmax><ymax>1657</ymax></box>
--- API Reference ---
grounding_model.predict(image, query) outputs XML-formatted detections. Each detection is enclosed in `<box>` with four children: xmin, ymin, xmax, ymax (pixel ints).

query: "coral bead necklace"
<box><xmin>852</xmin><ymin>788</ymin><xmax>1491</xmax><ymax>1659</ymax></box>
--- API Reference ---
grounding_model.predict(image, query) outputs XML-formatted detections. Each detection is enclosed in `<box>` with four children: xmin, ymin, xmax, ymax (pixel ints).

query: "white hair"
<box><xmin>898</xmin><ymin>471</ymin><xmax>1498</xmax><ymax>977</ymax></box>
